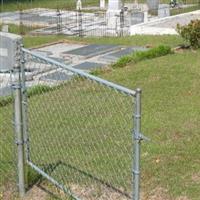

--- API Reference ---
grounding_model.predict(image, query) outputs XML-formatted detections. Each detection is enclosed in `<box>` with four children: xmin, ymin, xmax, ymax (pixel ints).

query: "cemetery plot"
<box><xmin>0</xmin><ymin>41</ymin><xmax>147</xmax><ymax>96</ymax></box>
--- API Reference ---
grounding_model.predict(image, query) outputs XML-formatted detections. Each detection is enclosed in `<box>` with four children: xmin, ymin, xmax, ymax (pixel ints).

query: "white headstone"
<box><xmin>131</xmin><ymin>11</ymin><xmax>145</xmax><ymax>25</ymax></box>
<box><xmin>158</xmin><ymin>4</ymin><xmax>170</xmax><ymax>18</ymax></box>
<box><xmin>76</xmin><ymin>0</ymin><xmax>82</xmax><ymax>10</ymax></box>
<box><xmin>0</xmin><ymin>32</ymin><xmax>22</xmax><ymax>72</ymax></box>
<box><xmin>100</xmin><ymin>0</ymin><xmax>106</xmax><ymax>9</ymax></box>
<box><xmin>133</xmin><ymin>0</ymin><xmax>139</xmax><ymax>9</ymax></box>
<box><xmin>144</xmin><ymin>11</ymin><xmax>148</xmax><ymax>22</ymax></box>
<box><xmin>107</xmin><ymin>0</ymin><xmax>122</xmax><ymax>29</ymax></box>
<box><xmin>147</xmin><ymin>0</ymin><xmax>159</xmax><ymax>14</ymax></box>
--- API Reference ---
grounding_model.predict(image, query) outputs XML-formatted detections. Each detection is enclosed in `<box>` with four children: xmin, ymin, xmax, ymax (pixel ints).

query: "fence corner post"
<box><xmin>133</xmin><ymin>88</ymin><xmax>142</xmax><ymax>200</ymax></box>
<box><xmin>14</xmin><ymin>42</ymin><xmax>26</xmax><ymax>198</ymax></box>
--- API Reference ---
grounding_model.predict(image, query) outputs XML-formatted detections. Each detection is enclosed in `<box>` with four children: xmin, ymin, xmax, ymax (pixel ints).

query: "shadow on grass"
<box><xmin>28</xmin><ymin>160</ymin><xmax>131</xmax><ymax>199</ymax></box>
<box><xmin>27</xmin><ymin>161</ymin><xmax>61</xmax><ymax>189</ymax></box>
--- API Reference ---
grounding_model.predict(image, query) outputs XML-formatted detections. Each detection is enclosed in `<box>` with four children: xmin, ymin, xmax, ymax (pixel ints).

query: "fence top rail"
<box><xmin>22</xmin><ymin>48</ymin><xmax>136</xmax><ymax>97</ymax></box>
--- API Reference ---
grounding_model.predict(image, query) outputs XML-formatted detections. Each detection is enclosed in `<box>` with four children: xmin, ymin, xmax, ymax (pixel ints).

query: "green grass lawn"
<box><xmin>0</xmin><ymin>1</ymin><xmax>199</xmax><ymax>200</ymax></box>
<box><xmin>100</xmin><ymin>49</ymin><xmax>200</xmax><ymax>199</ymax></box>
<box><xmin>0</xmin><ymin>35</ymin><xmax>200</xmax><ymax>199</ymax></box>
<box><xmin>0</xmin><ymin>0</ymin><xmax>99</xmax><ymax>12</ymax></box>
<box><xmin>21</xmin><ymin>35</ymin><xmax>185</xmax><ymax>49</ymax></box>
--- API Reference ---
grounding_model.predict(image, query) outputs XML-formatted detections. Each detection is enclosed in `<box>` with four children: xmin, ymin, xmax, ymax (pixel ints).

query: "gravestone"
<box><xmin>147</xmin><ymin>0</ymin><xmax>159</xmax><ymax>15</ymax></box>
<box><xmin>158</xmin><ymin>4</ymin><xmax>170</xmax><ymax>18</ymax></box>
<box><xmin>100</xmin><ymin>0</ymin><xmax>106</xmax><ymax>9</ymax></box>
<box><xmin>107</xmin><ymin>0</ymin><xmax>122</xmax><ymax>29</ymax></box>
<box><xmin>76</xmin><ymin>0</ymin><xmax>82</xmax><ymax>10</ymax></box>
<box><xmin>0</xmin><ymin>32</ymin><xmax>22</xmax><ymax>72</ymax></box>
<box><xmin>144</xmin><ymin>11</ymin><xmax>148</xmax><ymax>22</ymax></box>
<box><xmin>131</xmin><ymin>11</ymin><xmax>145</xmax><ymax>25</ymax></box>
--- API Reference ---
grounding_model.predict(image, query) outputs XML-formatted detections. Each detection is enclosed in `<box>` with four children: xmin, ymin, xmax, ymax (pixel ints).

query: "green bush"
<box><xmin>112</xmin><ymin>55</ymin><xmax>132</xmax><ymax>68</ymax></box>
<box><xmin>177</xmin><ymin>20</ymin><xmax>200</xmax><ymax>49</ymax></box>
<box><xmin>112</xmin><ymin>45</ymin><xmax>173</xmax><ymax>68</ymax></box>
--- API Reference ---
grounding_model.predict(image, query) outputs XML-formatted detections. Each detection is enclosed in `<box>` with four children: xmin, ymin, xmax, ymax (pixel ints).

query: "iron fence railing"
<box><xmin>1</xmin><ymin>1</ymin><xmax>199</xmax><ymax>37</ymax></box>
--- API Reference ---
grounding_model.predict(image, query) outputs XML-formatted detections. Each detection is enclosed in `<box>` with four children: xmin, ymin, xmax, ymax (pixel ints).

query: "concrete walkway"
<box><xmin>130</xmin><ymin>10</ymin><xmax>200</xmax><ymax>35</ymax></box>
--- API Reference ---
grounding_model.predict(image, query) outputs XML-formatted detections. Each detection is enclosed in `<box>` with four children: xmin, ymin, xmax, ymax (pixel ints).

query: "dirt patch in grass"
<box><xmin>175</xmin><ymin>197</ymin><xmax>190</xmax><ymax>200</ymax></box>
<box><xmin>142</xmin><ymin>187</ymin><xmax>170</xmax><ymax>200</ymax></box>
<box><xmin>23</xmin><ymin>185</ymin><xmax>48</xmax><ymax>200</ymax></box>
<box><xmin>0</xmin><ymin>183</ymin><xmax>16</xmax><ymax>200</ymax></box>
<box><xmin>141</xmin><ymin>187</ymin><xmax>190</xmax><ymax>200</ymax></box>
<box><xmin>69</xmin><ymin>184</ymin><xmax>129</xmax><ymax>200</ymax></box>
<box><xmin>191</xmin><ymin>173</ymin><xmax>200</xmax><ymax>184</ymax></box>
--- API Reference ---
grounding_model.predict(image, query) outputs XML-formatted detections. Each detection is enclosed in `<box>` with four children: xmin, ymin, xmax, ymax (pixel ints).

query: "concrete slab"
<box><xmin>48</xmin><ymin>57</ymin><xmax>70</xmax><ymax>64</ymax></box>
<box><xmin>63</xmin><ymin>44</ymin><xmax>119</xmax><ymax>58</ymax></box>
<box><xmin>130</xmin><ymin>10</ymin><xmax>200</xmax><ymax>35</ymax></box>
<box><xmin>40</xmin><ymin>71</ymin><xmax>72</xmax><ymax>81</ymax></box>
<box><xmin>100</xmin><ymin>47</ymin><xmax>147</xmax><ymax>62</ymax></box>
<box><xmin>32</xmin><ymin>50</ymin><xmax>53</xmax><ymax>57</ymax></box>
<box><xmin>0</xmin><ymin>86</ymin><xmax>12</xmax><ymax>96</ymax></box>
<box><xmin>72</xmin><ymin>62</ymin><xmax>104</xmax><ymax>70</ymax></box>
<box><xmin>39</xmin><ymin>43</ymin><xmax>86</xmax><ymax>58</ymax></box>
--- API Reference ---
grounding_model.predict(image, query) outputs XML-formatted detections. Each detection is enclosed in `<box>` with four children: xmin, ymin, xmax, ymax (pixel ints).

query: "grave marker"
<box><xmin>0</xmin><ymin>32</ymin><xmax>22</xmax><ymax>72</ymax></box>
<box><xmin>158</xmin><ymin>4</ymin><xmax>170</xmax><ymax>18</ymax></box>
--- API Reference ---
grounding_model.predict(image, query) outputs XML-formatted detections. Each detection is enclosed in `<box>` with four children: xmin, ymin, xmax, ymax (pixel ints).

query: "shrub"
<box><xmin>177</xmin><ymin>20</ymin><xmax>200</xmax><ymax>49</ymax></box>
<box><xmin>112</xmin><ymin>55</ymin><xmax>132</xmax><ymax>68</ymax></box>
<box><xmin>112</xmin><ymin>45</ymin><xmax>173</xmax><ymax>68</ymax></box>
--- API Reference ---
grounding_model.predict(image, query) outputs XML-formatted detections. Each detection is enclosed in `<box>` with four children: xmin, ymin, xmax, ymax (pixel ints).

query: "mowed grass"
<box><xmin>0</xmin><ymin>0</ymin><xmax>99</xmax><ymax>12</ymax></box>
<box><xmin>1</xmin><ymin>49</ymin><xmax>200</xmax><ymax>199</ymax></box>
<box><xmin>100</xmin><ymin>49</ymin><xmax>200</xmax><ymax>199</ymax></box>
<box><xmin>0</xmin><ymin>36</ymin><xmax>200</xmax><ymax>199</ymax></box>
<box><xmin>22</xmin><ymin>35</ymin><xmax>185</xmax><ymax>49</ymax></box>
<box><xmin>0</xmin><ymin>0</ymin><xmax>198</xmax><ymax>11</ymax></box>
<box><xmin>0</xmin><ymin>77</ymin><xmax>134</xmax><ymax>199</ymax></box>
<box><xmin>27</xmin><ymin>78</ymin><xmax>133</xmax><ymax>195</ymax></box>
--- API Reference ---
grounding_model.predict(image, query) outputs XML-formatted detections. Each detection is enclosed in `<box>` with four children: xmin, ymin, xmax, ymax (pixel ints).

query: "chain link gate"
<box><xmin>14</xmin><ymin>47</ymin><xmax>145</xmax><ymax>200</ymax></box>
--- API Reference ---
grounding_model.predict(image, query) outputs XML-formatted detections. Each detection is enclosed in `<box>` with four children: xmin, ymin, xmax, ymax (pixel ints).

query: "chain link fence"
<box><xmin>0</xmin><ymin>71</ymin><xmax>17</xmax><ymax>199</ymax></box>
<box><xmin>20</xmin><ymin>48</ymin><xmax>142</xmax><ymax>200</ymax></box>
<box><xmin>0</xmin><ymin>31</ymin><xmax>143</xmax><ymax>199</ymax></box>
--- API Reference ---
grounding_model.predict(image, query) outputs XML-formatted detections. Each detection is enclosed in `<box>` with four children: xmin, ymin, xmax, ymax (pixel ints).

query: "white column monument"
<box><xmin>133</xmin><ymin>0</ymin><xmax>139</xmax><ymax>9</ymax></box>
<box><xmin>100</xmin><ymin>0</ymin><xmax>105</xmax><ymax>9</ymax></box>
<box><xmin>76</xmin><ymin>0</ymin><xmax>82</xmax><ymax>10</ymax></box>
<box><xmin>107</xmin><ymin>0</ymin><xmax>123</xmax><ymax>29</ymax></box>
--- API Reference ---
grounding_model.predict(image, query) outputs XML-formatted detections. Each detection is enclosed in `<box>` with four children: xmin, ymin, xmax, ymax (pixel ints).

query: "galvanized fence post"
<box><xmin>20</xmin><ymin>46</ymin><xmax>31</xmax><ymax>191</ymax></box>
<box><xmin>13</xmin><ymin>45</ymin><xmax>26</xmax><ymax>197</ymax></box>
<box><xmin>21</xmin><ymin>46</ymin><xmax>30</xmax><ymax>162</ymax></box>
<box><xmin>133</xmin><ymin>88</ymin><xmax>142</xmax><ymax>200</ymax></box>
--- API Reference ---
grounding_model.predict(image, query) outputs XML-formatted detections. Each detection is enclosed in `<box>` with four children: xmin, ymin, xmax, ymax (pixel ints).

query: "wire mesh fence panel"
<box><xmin>0</xmin><ymin>71</ymin><xmax>17</xmax><ymax>199</ymax></box>
<box><xmin>23</xmin><ymin>50</ymin><xmax>136</xmax><ymax>200</ymax></box>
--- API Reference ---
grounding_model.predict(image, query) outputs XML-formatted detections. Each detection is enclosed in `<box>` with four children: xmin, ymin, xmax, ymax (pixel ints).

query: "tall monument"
<box><xmin>107</xmin><ymin>0</ymin><xmax>123</xmax><ymax>29</ymax></box>
<box><xmin>147</xmin><ymin>0</ymin><xmax>159</xmax><ymax>14</ymax></box>
<box><xmin>100</xmin><ymin>0</ymin><xmax>106</xmax><ymax>9</ymax></box>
